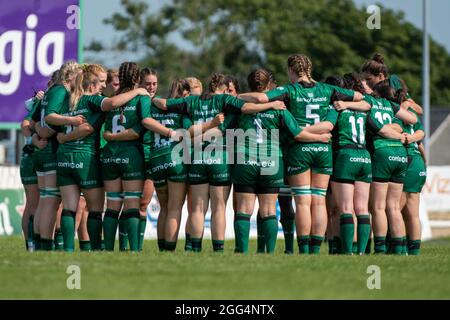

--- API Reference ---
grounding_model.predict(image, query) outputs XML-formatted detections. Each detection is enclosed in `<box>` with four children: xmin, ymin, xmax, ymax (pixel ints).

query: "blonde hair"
<box><xmin>59</xmin><ymin>60</ymin><xmax>80</xmax><ymax>87</ymax></box>
<box><xmin>60</xmin><ymin>61</ymin><xmax>83</xmax><ymax>110</ymax></box>
<box><xmin>82</xmin><ymin>67</ymin><xmax>99</xmax><ymax>93</ymax></box>
<box><xmin>81</xmin><ymin>63</ymin><xmax>107</xmax><ymax>94</ymax></box>
<box><xmin>85</xmin><ymin>64</ymin><xmax>106</xmax><ymax>77</ymax></box>
<box><xmin>70</xmin><ymin>70</ymin><xmax>84</xmax><ymax>111</ymax></box>
<box><xmin>185</xmin><ymin>77</ymin><xmax>203</xmax><ymax>94</ymax></box>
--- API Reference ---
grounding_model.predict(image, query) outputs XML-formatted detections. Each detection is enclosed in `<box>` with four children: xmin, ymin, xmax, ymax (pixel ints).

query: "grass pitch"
<box><xmin>1</xmin><ymin>236</ymin><xmax>450</xmax><ymax>299</ymax></box>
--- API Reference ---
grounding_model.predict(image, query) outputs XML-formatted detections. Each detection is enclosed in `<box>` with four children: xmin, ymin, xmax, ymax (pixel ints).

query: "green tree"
<box><xmin>99</xmin><ymin>0</ymin><xmax>450</xmax><ymax>104</ymax></box>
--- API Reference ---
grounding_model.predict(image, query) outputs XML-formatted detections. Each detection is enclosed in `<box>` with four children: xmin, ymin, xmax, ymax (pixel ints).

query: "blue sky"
<box><xmin>83</xmin><ymin>0</ymin><xmax>450</xmax><ymax>67</ymax></box>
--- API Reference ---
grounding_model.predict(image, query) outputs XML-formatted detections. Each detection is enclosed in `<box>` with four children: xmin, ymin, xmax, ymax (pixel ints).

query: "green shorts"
<box><xmin>20</xmin><ymin>153</ymin><xmax>37</xmax><ymax>185</ymax></box>
<box><xmin>101</xmin><ymin>144</ymin><xmax>145</xmax><ymax>181</ymax></box>
<box><xmin>146</xmin><ymin>153</ymin><xmax>187</xmax><ymax>188</ymax></box>
<box><xmin>34</xmin><ymin>151</ymin><xmax>57</xmax><ymax>175</ymax></box>
<box><xmin>286</xmin><ymin>142</ymin><xmax>333</xmax><ymax>176</ymax></box>
<box><xmin>371</xmin><ymin>147</ymin><xmax>408</xmax><ymax>183</ymax></box>
<box><xmin>332</xmin><ymin>148</ymin><xmax>372</xmax><ymax>183</ymax></box>
<box><xmin>403</xmin><ymin>154</ymin><xmax>427</xmax><ymax>193</ymax></box>
<box><xmin>57</xmin><ymin>152</ymin><xmax>103</xmax><ymax>189</ymax></box>
<box><xmin>189</xmin><ymin>149</ymin><xmax>230</xmax><ymax>185</ymax></box>
<box><xmin>232</xmin><ymin>157</ymin><xmax>284</xmax><ymax>193</ymax></box>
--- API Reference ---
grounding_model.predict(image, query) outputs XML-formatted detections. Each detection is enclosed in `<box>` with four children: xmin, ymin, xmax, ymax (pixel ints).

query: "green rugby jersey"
<box><xmin>99</xmin><ymin>124</ymin><xmax>107</xmax><ymax>149</ymax></box>
<box><xmin>235</xmin><ymin>109</ymin><xmax>301</xmax><ymax>159</ymax></box>
<box><xmin>165</xmin><ymin>93</ymin><xmax>244</xmax><ymax>147</ymax></box>
<box><xmin>166</xmin><ymin>93</ymin><xmax>244</xmax><ymax>124</ymax></box>
<box><xmin>44</xmin><ymin>85</ymin><xmax>70</xmax><ymax>118</ymax></box>
<box><xmin>104</xmin><ymin>95</ymin><xmax>150</xmax><ymax>151</ymax></box>
<box><xmin>394</xmin><ymin>110</ymin><xmax>424</xmax><ymax>156</ymax></box>
<box><xmin>57</xmin><ymin>95</ymin><xmax>106</xmax><ymax>154</ymax></box>
<box><xmin>333</xmin><ymin>109</ymin><xmax>368</xmax><ymax>147</ymax></box>
<box><xmin>140</xmin><ymin>102</ymin><xmax>192</xmax><ymax>158</ymax></box>
<box><xmin>365</xmin><ymin>95</ymin><xmax>403</xmax><ymax>150</ymax></box>
<box><xmin>31</xmin><ymin>85</ymin><xmax>66</xmax><ymax>154</ymax></box>
<box><xmin>141</xmin><ymin>95</ymin><xmax>160</xmax><ymax>161</ymax></box>
<box><xmin>265</xmin><ymin>82</ymin><xmax>354</xmax><ymax>129</ymax></box>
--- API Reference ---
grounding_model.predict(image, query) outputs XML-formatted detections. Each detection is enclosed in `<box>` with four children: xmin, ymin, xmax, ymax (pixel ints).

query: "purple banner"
<box><xmin>0</xmin><ymin>0</ymin><xmax>79</xmax><ymax>123</ymax></box>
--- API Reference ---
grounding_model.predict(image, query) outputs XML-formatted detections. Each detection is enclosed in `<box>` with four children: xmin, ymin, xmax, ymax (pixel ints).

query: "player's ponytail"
<box><xmin>208</xmin><ymin>73</ymin><xmax>227</xmax><ymax>93</ymax></box>
<box><xmin>372</xmin><ymin>53</ymin><xmax>385</xmax><ymax>64</ymax></box>
<box><xmin>118</xmin><ymin>62</ymin><xmax>140</xmax><ymax>94</ymax></box>
<box><xmin>59</xmin><ymin>61</ymin><xmax>83</xmax><ymax>111</ymax></box>
<box><xmin>361</xmin><ymin>52</ymin><xmax>389</xmax><ymax>78</ymax></box>
<box><xmin>287</xmin><ymin>54</ymin><xmax>315</xmax><ymax>83</ymax></box>
<box><xmin>70</xmin><ymin>69</ymin><xmax>84</xmax><ymax>111</ymax></box>
<box><xmin>248</xmin><ymin>69</ymin><xmax>272</xmax><ymax>92</ymax></box>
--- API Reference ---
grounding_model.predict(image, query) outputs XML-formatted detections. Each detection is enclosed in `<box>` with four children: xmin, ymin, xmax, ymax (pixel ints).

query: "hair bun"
<box><xmin>372</xmin><ymin>53</ymin><xmax>385</xmax><ymax>64</ymax></box>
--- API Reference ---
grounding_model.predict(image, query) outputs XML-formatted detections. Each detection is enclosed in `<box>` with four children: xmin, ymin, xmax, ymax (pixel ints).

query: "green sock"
<box><xmin>27</xmin><ymin>215</ymin><xmax>35</xmax><ymax>251</ymax></box>
<box><xmin>87</xmin><ymin>211</ymin><xmax>103</xmax><ymax>251</ymax></box>
<box><xmin>262</xmin><ymin>215</ymin><xmax>278</xmax><ymax>254</ymax></box>
<box><xmin>165</xmin><ymin>241</ymin><xmax>177</xmax><ymax>251</ymax></box>
<box><xmin>61</xmin><ymin>209</ymin><xmax>76</xmax><ymax>252</ymax></box>
<box><xmin>40</xmin><ymin>238</ymin><xmax>54</xmax><ymax>251</ymax></box>
<box><xmin>138</xmin><ymin>215</ymin><xmax>147</xmax><ymax>251</ymax></box>
<box><xmin>234</xmin><ymin>212</ymin><xmax>251</xmax><ymax>254</ymax></box>
<box><xmin>333</xmin><ymin>236</ymin><xmax>342</xmax><ymax>254</ymax></box>
<box><xmin>118</xmin><ymin>215</ymin><xmax>128</xmax><ymax>251</ymax></box>
<box><xmin>158</xmin><ymin>238</ymin><xmax>165</xmax><ymax>252</ymax></box>
<box><xmin>340</xmin><ymin>214</ymin><xmax>354</xmax><ymax>254</ymax></box>
<box><xmin>281</xmin><ymin>218</ymin><xmax>294</xmax><ymax>254</ymax></box>
<box><xmin>352</xmin><ymin>242</ymin><xmax>358</xmax><ymax>254</ymax></box>
<box><xmin>357</xmin><ymin>215</ymin><xmax>371</xmax><ymax>254</ymax></box>
<box><xmin>54</xmin><ymin>228</ymin><xmax>64</xmax><ymax>251</ymax></box>
<box><xmin>34</xmin><ymin>233</ymin><xmax>41</xmax><ymax>251</ymax></box>
<box><xmin>184</xmin><ymin>233</ymin><xmax>192</xmax><ymax>252</ymax></box>
<box><xmin>309</xmin><ymin>235</ymin><xmax>324</xmax><ymax>254</ymax></box>
<box><xmin>79</xmin><ymin>240</ymin><xmax>91</xmax><ymax>252</ymax></box>
<box><xmin>402</xmin><ymin>236</ymin><xmax>408</xmax><ymax>255</ymax></box>
<box><xmin>374</xmin><ymin>236</ymin><xmax>386</xmax><ymax>254</ymax></box>
<box><xmin>386</xmin><ymin>231</ymin><xmax>392</xmax><ymax>254</ymax></box>
<box><xmin>212</xmin><ymin>240</ymin><xmax>225</xmax><ymax>252</ymax></box>
<box><xmin>297</xmin><ymin>235</ymin><xmax>310</xmax><ymax>254</ymax></box>
<box><xmin>390</xmin><ymin>237</ymin><xmax>404</xmax><ymax>255</ymax></box>
<box><xmin>407</xmin><ymin>239</ymin><xmax>421</xmax><ymax>255</ymax></box>
<box><xmin>103</xmin><ymin>209</ymin><xmax>120</xmax><ymax>251</ymax></box>
<box><xmin>328</xmin><ymin>238</ymin><xmax>334</xmax><ymax>255</ymax></box>
<box><xmin>191</xmin><ymin>238</ymin><xmax>202</xmax><ymax>252</ymax></box>
<box><xmin>365</xmin><ymin>238</ymin><xmax>372</xmax><ymax>254</ymax></box>
<box><xmin>256</xmin><ymin>213</ymin><xmax>265</xmax><ymax>253</ymax></box>
<box><xmin>123</xmin><ymin>209</ymin><xmax>140</xmax><ymax>252</ymax></box>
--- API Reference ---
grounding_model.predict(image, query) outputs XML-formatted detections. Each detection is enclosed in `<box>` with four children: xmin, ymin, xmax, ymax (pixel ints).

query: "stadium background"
<box><xmin>1</xmin><ymin>0</ymin><xmax>450</xmax><ymax>240</ymax></box>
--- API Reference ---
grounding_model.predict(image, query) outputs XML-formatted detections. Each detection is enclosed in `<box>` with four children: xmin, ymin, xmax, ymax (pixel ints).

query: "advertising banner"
<box><xmin>422</xmin><ymin>166</ymin><xmax>450</xmax><ymax>212</ymax></box>
<box><xmin>0</xmin><ymin>0</ymin><xmax>79</xmax><ymax>123</ymax></box>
